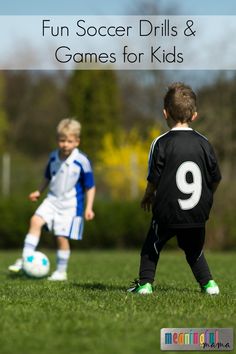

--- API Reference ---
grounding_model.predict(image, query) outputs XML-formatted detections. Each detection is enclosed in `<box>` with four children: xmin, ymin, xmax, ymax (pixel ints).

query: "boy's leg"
<box><xmin>56</xmin><ymin>236</ymin><xmax>71</xmax><ymax>273</ymax></box>
<box><xmin>48</xmin><ymin>214</ymin><xmax>84</xmax><ymax>281</ymax></box>
<box><xmin>22</xmin><ymin>215</ymin><xmax>45</xmax><ymax>258</ymax></box>
<box><xmin>48</xmin><ymin>236</ymin><xmax>70</xmax><ymax>281</ymax></box>
<box><xmin>176</xmin><ymin>228</ymin><xmax>213</xmax><ymax>287</ymax></box>
<box><xmin>139</xmin><ymin>221</ymin><xmax>173</xmax><ymax>285</ymax></box>
<box><xmin>9</xmin><ymin>215</ymin><xmax>44</xmax><ymax>272</ymax></box>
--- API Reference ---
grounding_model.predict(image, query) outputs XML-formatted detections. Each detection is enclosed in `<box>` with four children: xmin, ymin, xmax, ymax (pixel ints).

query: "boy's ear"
<box><xmin>77</xmin><ymin>138</ymin><xmax>80</xmax><ymax>146</ymax></box>
<box><xmin>163</xmin><ymin>109</ymin><xmax>168</xmax><ymax>120</ymax></box>
<box><xmin>191</xmin><ymin>112</ymin><xmax>198</xmax><ymax>122</ymax></box>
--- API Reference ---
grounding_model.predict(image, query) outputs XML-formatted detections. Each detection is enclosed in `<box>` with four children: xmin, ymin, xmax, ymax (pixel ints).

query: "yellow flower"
<box><xmin>96</xmin><ymin>127</ymin><xmax>161</xmax><ymax>199</ymax></box>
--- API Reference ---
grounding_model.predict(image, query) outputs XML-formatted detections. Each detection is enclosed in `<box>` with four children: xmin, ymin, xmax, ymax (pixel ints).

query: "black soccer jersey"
<box><xmin>147</xmin><ymin>127</ymin><xmax>221</xmax><ymax>228</ymax></box>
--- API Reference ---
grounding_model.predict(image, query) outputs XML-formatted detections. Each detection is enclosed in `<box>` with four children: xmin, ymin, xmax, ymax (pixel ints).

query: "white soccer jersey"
<box><xmin>44</xmin><ymin>148</ymin><xmax>95</xmax><ymax>216</ymax></box>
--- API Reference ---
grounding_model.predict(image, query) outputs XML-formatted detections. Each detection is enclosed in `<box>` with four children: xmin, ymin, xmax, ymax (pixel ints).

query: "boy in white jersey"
<box><xmin>9</xmin><ymin>118</ymin><xmax>96</xmax><ymax>281</ymax></box>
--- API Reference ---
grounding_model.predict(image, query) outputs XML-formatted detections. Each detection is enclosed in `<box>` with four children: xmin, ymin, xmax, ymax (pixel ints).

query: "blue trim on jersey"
<box><xmin>73</xmin><ymin>160</ymin><xmax>87</xmax><ymax>171</ymax></box>
<box><xmin>73</xmin><ymin>160</ymin><xmax>81</xmax><ymax>168</ymax></box>
<box><xmin>73</xmin><ymin>160</ymin><xmax>95</xmax><ymax>216</ymax></box>
<box><xmin>83</xmin><ymin>172</ymin><xmax>94</xmax><ymax>189</ymax></box>
<box><xmin>76</xmin><ymin>180</ymin><xmax>85</xmax><ymax>216</ymax></box>
<box><xmin>73</xmin><ymin>160</ymin><xmax>95</xmax><ymax>188</ymax></box>
<box><xmin>44</xmin><ymin>156</ymin><xmax>56</xmax><ymax>180</ymax></box>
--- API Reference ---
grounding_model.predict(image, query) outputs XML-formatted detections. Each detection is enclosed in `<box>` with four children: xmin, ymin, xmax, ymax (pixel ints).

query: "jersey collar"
<box><xmin>64</xmin><ymin>148</ymin><xmax>79</xmax><ymax>165</ymax></box>
<box><xmin>56</xmin><ymin>148</ymin><xmax>78</xmax><ymax>165</ymax></box>
<box><xmin>171</xmin><ymin>127</ymin><xmax>193</xmax><ymax>131</ymax></box>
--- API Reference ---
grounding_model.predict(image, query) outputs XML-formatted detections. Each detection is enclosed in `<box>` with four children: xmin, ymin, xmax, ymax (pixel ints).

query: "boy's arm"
<box><xmin>28</xmin><ymin>178</ymin><xmax>50</xmax><ymax>202</ymax></box>
<box><xmin>141</xmin><ymin>182</ymin><xmax>156</xmax><ymax>212</ymax></box>
<box><xmin>208</xmin><ymin>143</ymin><xmax>221</xmax><ymax>194</ymax></box>
<box><xmin>212</xmin><ymin>181</ymin><xmax>220</xmax><ymax>194</ymax></box>
<box><xmin>84</xmin><ymin>186</ymin><xmax>96</xmax><ymax>220</ymax></box>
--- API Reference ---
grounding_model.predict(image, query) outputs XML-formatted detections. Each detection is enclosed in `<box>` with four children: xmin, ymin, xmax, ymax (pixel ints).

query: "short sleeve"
<box><xmin>204</xmin><ymin>143</ymin><xmax>221</xmax><ymax>183</ymax></box>
<box><xmin>84</xmin><ymin>159</ymin><xmax>95</xmax><ymax>188</ymax></box>
<box><xmin>147</xmin><ymin>140</ymin><xmax>165</xmax><ymax>187</ymax></box>
<box><xmin>84</xmin><ymin>171</ymin><xmax>95</xmax><ymax>189</ymax></box>
<box><xmin>74</xmin><ymin>157</ymin><xmax>95</xmax><ymax>189</ymax></box>
<box><xmin>44</xmin><ymin>159</ymin><xmax>52</xmax><ymax>180</ymax></box>
<box><xmin>44</xmin><ymin>152</ymin><xmax>57</xmax><ymax>180</ymax></box>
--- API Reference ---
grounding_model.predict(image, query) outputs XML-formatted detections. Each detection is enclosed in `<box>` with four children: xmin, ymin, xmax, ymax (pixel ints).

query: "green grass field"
<box><xmin>0</xmin><ymin>250</ymin><xmax>235</xmax><ymax>354</ymax></box>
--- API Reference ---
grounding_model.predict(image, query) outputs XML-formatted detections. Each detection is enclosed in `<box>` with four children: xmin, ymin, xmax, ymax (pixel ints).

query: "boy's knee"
<box><xmin>185</xmin><ymin>250</ymin><xmax>202</xmax><ymax>266</ymax></box>
<box><xmin>57</xmin><ymin>236</ymin><xmax>70</xmax><ymax>250</ymax></box>
<box><xmin>30</xmin><ymin>215</ymin><xmax>44</xmax><ymax>228</ymax></box>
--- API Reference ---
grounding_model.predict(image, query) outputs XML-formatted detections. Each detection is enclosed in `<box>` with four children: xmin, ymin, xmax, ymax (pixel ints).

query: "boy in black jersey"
<box><xmin>128</xmin><ymin>82</ymin><xmax>221</xmax><ymax>295</ymax></box>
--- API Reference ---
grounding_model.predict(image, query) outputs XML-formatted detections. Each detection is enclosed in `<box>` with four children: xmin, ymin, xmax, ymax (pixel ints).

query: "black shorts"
<box><xmin>141</xmin><ymin>219</ymin><xmax>205</xmax><ymax>259</ymax></box>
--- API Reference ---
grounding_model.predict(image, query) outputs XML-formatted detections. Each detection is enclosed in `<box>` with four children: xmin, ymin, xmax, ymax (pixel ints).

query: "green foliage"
<box><xmin>0</xmin><ymin>197</ymin><xmax>150</xmax><ymax>249</ymax></box>
<box><xmin>0</xmin><ymin>197</ymin><xmax>54</xmax><ymax>249</ymax></box>
<box><xmin>0</xmin><ymin>251</ymin><xmax>235</xmax><ymax>354</ymax></box>
<box><xmin>206</xmin><ymin>181</ymin><xmax>236</xmax><ymax>250</ymax></box>
<box><xmin>0</xmin><ymin>192</ymin><xmax>235</xmax><ymax>250</ymax></box>
<box><xmin>83</xmin><ymin>199</ymin><xmax>150</xmax><ymax>248</ymax></box>
<box><xmin>67</xmin><ymin>70</ymin><xmax>121</xmax><ymax>158</ymax></box>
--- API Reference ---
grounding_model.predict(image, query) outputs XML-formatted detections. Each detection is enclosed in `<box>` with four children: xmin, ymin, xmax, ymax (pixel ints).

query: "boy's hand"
<box><xmin>141</xmin><ymin>182</ymin><xmax>156</xmax><ymax>212</ymax></box>
<box><xmin>28</xmin><ymin>190</ymin><xmax>41</xmax><ymax>202</ymax></box>
<box><xmin>141</xmin><ymin>194</ymin><xmax>154</xmax><ymax>212</ymax></box>
<box><xmin>85</xmin><ymin>208</ymin><xmax>95</xmax><ymax>221</ymax></box>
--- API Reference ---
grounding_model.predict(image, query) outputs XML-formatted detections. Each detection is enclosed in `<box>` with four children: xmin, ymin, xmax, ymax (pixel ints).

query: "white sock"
<box><xmin>22</xmin><ymin>233</ymin><xmax>40</xmax><ymax>258</ymax></box>
<box><xmin>56</xmin><ymin>250</ymin><xmax>71</xmax><ymax>273</ymax></box>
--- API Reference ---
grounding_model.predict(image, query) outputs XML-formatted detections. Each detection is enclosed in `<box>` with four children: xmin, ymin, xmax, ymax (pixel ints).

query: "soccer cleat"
<box><xmin>8</xmin><ymin>258</ymin><xmax>23</xmax><ymax>273</ymax></box>
<box><xmin>202</xmin><ymin>280</ymin><xmax>220</xmax><ymax>295</ymax></box>
<box><xmin>127</xmin><ymin>279</ymin><xmax>153</xmax><ymax>294</ymax></box>
<box><xmin>48</xmin><ymin>270</ymin><xmax>67</xmax><ymax>281</ymax></box>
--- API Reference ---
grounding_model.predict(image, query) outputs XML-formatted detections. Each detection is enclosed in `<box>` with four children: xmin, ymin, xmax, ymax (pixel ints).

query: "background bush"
<box><xmin>0</xmin><ymin>187</ymin><xmax>235</xmax><ymax>250</ymax></box>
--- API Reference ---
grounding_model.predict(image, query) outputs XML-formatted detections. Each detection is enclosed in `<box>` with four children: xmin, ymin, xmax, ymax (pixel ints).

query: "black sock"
<box><xmin>187</xmin><ymin>252</ymin><xmax>212</xmax><ymax>287</ymax></box>
<box><xmin>139</xmin><ymin>251</ymin><xmax>159</xmax><ymax>285</ymax></box>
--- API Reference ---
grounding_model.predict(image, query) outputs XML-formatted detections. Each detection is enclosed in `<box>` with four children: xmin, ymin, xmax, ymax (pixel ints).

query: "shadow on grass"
<box><xmin>70</xmin><ymin>282</ymin><xmax>200</xmax><ymax>294</ymax></box>
<box><xmin>71</xmin><ymin>282</ymin><xmax>127</xmax><ymax>291</ymax></box>
<box><xmin>5</xmin><ymin>272</ymin><xmax>126</xmax><ymax>289</ymax></box>
<box><xmin>5</xmin><ymin>271</ymin><xmax>48</xmax><ymax>281</ymax></box>
<box><xmin>4</xmin><ymin>272</ymin><xmax>200</xmax><ymax>294</ymax></box>
<box><xmin>157</xmin><ymin>284</ymin><xmax>200</xmax><ymax>294</ymax></box>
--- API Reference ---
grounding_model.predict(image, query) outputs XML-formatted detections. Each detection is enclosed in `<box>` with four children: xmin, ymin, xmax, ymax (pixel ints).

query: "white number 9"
<box><xmin>176</xmin><ymin>161</ymin><xmax>202</xmax><ymax>210</ymax></box>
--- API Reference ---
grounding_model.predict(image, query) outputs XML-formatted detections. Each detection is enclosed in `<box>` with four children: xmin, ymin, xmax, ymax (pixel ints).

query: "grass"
<box><xmin>0</xmin><ymin>250</ymin><xmax>235</xmax><ymax>354</ymax></box>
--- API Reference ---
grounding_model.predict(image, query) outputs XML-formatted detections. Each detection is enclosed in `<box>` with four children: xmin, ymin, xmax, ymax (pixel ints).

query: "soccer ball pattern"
<box><xmin>23</xmin><ymin>251</ymin><xmax>50</xmax><ymax>278</ymax></box>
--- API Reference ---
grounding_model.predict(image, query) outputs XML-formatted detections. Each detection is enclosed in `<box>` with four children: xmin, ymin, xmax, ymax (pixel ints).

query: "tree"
<box><xmin>0</xmin><ymin>73</ymin><xmax>9</xmax><ymax>151</ymax></box>
<box><xmin>67</xmin><ymin>70</ymin><xmax>121</xmax><ymax>159</ymax></box>
<box><xmin>118</xmin><ymin>71</ymin><xmax>167</xmax><ymax>132</ymax></box>
<box><xmin>195</xmin><ymin>75</ymin><xmax>236</xmax><ymax>179</ymax></box>
<box><xmin>3</xmin><ymin>71</ymin><xmax>68</xmax><ymax>156</ymax></box>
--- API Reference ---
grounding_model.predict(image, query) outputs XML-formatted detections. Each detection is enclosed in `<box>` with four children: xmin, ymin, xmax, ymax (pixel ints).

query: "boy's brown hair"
<box><xmin>164</xmin><ymin>82</ymin><xmax>197</xmax><ymax>123</ymax></box>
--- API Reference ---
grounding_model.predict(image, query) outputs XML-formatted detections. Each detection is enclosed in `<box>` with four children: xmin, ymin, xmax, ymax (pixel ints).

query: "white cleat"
<box><xmin>202</xmin><ymin>280</ymin><xmax>220</xmax><ymax>295</ymax></box>
<box><xmin>48</xmin><ymin>271</ymin><xmax>67</xmax><ymax>281</ymax></box>
<box><xmin>205</xmin><ymin>285</ymin><xmax>220</xmax><ymax>295</ymax></box>
<box><xmin>8</xmin><ymin>258</ymin><xmax>23</xmax><ymax>273</ymax></box>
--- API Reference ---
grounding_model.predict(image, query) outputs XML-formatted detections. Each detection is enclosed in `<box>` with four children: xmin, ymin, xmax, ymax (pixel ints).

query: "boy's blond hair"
<box><xmin>57</xmin><ymin>118</ymin><xmax>81</xmax><ymax>139</ymax></box>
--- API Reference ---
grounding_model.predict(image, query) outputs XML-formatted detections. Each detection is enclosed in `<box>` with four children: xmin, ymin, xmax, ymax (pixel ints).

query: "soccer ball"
<box><xmin>23</xmin><ymin>251</ymin><xmax>50</xmax><ymax>278</ymax></box>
